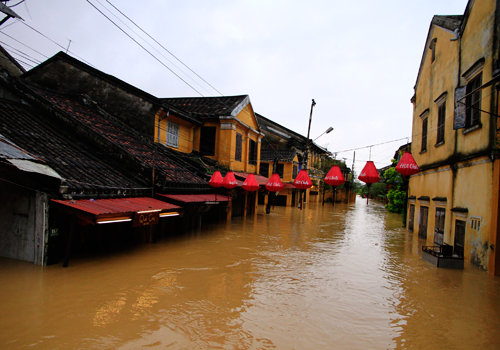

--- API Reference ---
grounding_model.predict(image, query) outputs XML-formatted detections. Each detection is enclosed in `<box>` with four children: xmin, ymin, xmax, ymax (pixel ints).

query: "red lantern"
<box><xmin>358</xmin><ymin>161</ymin><xmax>380</xmax><ymax>184</ymax></box>
<box><xmin>324</xmin><ymin>165</ymin><xmax>345</xmax><ymax>187</ymax></box>
<box><xmin>242</xmin><ymin>173</ymin><xmax>260</xmax><ymax>192</ymax></box>
<box><xmin>293</xmin><ymin>169</ymin><xmax>313</xmax><ymax>190</ymax></box>
<box><xmin>396</xmin><ymin>152</ymin><xmax>419</xmax><ymax>177</ymax></box>
<box><xmin>358</xmin><ymin>161</ymin><xmax>380</xmax><ymax>205</ymax></box>
<box><xmin>222</xmin><ymin>171</ymin><xmax>238</xmax><ymax>189</ymax></box>
<box><xmin>266</xmin><ymin>173</ymin><xmax>284</xmax><ymax>192</ymax></box>
<box><xmin>209</xmin><ymin>170</ymin><xmax>223</xmax><ymax>187</ymax></box>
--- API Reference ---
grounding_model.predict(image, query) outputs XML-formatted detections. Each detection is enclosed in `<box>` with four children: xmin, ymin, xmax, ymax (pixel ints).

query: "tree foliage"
<box><xmin>383</xmin><ymin>166</ymin><xmax>405</xmax><ymax>213</ymax></box>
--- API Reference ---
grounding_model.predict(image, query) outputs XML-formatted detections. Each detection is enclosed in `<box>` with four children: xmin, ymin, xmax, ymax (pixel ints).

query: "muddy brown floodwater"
<box><xmin>1</xmin><ymin>199</ymin><xmax>500</xmax><ymax>349</ymax></box>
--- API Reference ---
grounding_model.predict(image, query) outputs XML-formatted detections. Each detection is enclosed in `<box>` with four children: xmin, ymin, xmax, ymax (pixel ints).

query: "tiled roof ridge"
<box><xmin>22</xmin><ymin>82</ymin><xmax>208</xmax><ymax>187</ymax></box>
<box><xmin>160</xmin><ymin>95</ymin><xmax>249</xmax><ymax>117</ymax></box>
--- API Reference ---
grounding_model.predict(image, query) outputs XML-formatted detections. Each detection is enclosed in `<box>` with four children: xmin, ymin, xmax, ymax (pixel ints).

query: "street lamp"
<box><xmin>313</xmin><ymin>127</ymin><xmax>334</xmax><ymax>142</ymax></box>
<box><xmin>300</xmin><ymin>98</ymin><xmax>334</xmax><ymax>209</ymax></box>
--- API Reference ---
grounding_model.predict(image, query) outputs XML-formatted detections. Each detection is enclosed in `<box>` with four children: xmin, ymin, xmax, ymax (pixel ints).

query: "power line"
<box><xmin>0</xmin><ymin>31</ymin><xmax>49</xmax><ymax>59</ymax></box>
<box><xmin>85</xmin><ymin>0</ymin><xmax>203</xmax><ymax>96</ymax></box>
<box><xmin>103</xmin><ymin>0</ymin><xmax>223</xmax><ymax>96</ymax></box>
<box><xmin>333</xmin><ymin>137</ymin><xmax>409</xmax><ymax>155</ymax></box>
<box><xmin>19</xmin><ymin>21</ymin><xmax>96</xmax><ymax>67</ymax></box>
<box><xmin>0</xmin><ymin>41</ymin><xmax>41</xmax><ymax>65</ymax></box>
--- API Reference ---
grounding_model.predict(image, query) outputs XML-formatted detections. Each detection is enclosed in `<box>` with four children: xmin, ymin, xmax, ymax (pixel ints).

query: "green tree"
<box><xmin>383</xmin><ymin>166</ymin><xmax>405</xmax><ymax>213</ymax></box>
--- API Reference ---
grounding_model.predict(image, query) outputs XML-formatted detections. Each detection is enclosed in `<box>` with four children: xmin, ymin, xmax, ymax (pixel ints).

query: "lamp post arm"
<box><xmin>305</xmin><ymin>99</ymin><xmax>316</xmax><ymax>169</ymax></box>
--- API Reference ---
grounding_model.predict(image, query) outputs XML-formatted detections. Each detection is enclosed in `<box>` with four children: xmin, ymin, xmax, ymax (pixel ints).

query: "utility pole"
<box><xmin>300</xmin><ymin>99</ymin><xmax>316</xmax><ymax>210</ymax></box>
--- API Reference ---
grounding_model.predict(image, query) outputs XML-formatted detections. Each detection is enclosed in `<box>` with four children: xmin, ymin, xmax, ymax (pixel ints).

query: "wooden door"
<box><xmin>419</xmin><ymin>206</ymin><xmax>428</xmax><ymax>239</ymax></box>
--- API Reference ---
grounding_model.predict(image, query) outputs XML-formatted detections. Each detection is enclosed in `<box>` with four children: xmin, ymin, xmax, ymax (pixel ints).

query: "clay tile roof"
<box><xmin>432</xmin><ymin>15</ymin><xmax>463</xmax><ymax>32</ymax></box>
<box><xmin>260</xmin><ymin>149</ymin><xmax>297</xmax><ymax>162</ymax></box>
<box><xmin>161</xmin><ymin>95</ymin><xmax>248</xmax><ymax>118</ymax></box>
<box><xmin>0</xmin><ymin>97</ymin><xmax>147</xmax><ymax>192</ymax></box>
<box><xmin>21</xmin><ymin>84</ymin><xmax>208</xmax><ymax>189</ymax></box>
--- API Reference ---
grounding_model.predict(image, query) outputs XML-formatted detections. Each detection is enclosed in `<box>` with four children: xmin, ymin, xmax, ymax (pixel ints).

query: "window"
<box><xmin>235</xmin><ymin>133</ymin><xmax>242</xmax><ymax>162</ymax></box>
<box><xmin>465</xmin><ymin>72</ymin><xmax>482</xmax><ymax>128</ymax></box>
<box><xmin>421</xmin><ymin>118</ymin><xmax>428</xmax><ymax>152</ymax></box>
<box><xmin>249</xmin><ymin>139</ymin><xmax>257</xmax><ymax>165</ymax></box>
<box><xmin>434</xmin><ymin>208</ymin><xmax>445</xmax><ymax>245</ymax></box>
<box><xmin>200</xmin><ymin>126</ymin><xmax>216</xmax><ymax>156</ymax></box>
<box><xmin>419</xmin><ymin>206</ymin><xmax>428</xmax><ymax>239</ymax></box>
<box><xmin>437</xmin><ymin>102</ymin><xmax>446</xmax><ymax>144</ymax></box>
<box><xmin>260</xmin><ymin>163</ymin><xmax>269</xmax><ymax>178</ymax></box>
<box><xmin>166</xmin><ymin>122</ymin><xmax>179</xmax><ymax>148</ymax></box>
<box><xmin>293</xmin><ymin>165</ymin><xmax>298</xmax><ymax>179</ymax></box>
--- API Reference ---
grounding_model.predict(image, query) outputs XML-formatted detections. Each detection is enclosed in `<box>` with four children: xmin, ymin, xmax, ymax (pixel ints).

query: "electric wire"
<box><xmin>0</xmin><ymin>31</ymin><xmax>49</xmax><ymax>59</ymax></box>
<box><xmin>19</xmin><ymin>21</ymin><xmax>96</xmax><ymax>68</ymax></box>
<box><xmin>85</xmin><ymin>0</ymin><xmax>203</xmax><ymax>97</ymax></box>
<box><xmin>103</xmin><ymin>0</ymin><xmax>223</xmax><ymax>96</ymax></box>
<box><xmin>0</xmin><ymin>41</ymin><xmax>41</xmax><ymax>65</ymax></box>
<box><xmin>91</xmin><ymin>0</ymin><xmax>214</xmax><ymax>97</ymax></box>
<box><xmin>8</xmin><ymin>0</ymin><xmax>26</xmax><ymax>7</ymax></box>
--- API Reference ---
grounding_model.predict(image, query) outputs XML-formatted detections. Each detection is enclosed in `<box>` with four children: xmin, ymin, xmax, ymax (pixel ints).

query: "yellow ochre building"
<box><xmin>410</xmin><ymin>0</ymin><xmax>500</xmax><ymax>274</ymax></box>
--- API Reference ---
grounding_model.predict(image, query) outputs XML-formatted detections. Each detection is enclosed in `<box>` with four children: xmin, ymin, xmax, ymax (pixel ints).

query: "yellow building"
<box><xmin>160</xmin><ymin>95</ymin><xmax>264</xmax><ymax>218</ymax></box>
<box><xmin>161</xmin><ymin>95</ymin><xmax>263</xmax><ymax>173</ymax></box>
<box><xmin>256</xmin><ymin>113</ymin><xmax>332</xmax><ymax>207</ymax></box>
<box><xmin>410</xmin><ymin>0</ymin><xmax>500</xmax><ymax>274</ymax></box>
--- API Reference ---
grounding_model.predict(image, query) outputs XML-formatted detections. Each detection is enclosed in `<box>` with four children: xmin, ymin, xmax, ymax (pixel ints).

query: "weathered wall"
<box><xmin>0</xmin><ymin>180</ymin><xmax>46</xmax><ymax>263</ymax></box>
<box><xmin>24</xmin><ymin>57</ymin><xmax>159</xmax><ymax>138</ymax></box>
<box><xmin>413</xmin><ymin>21</ymin><xmax>459</xmax><ymax>166</ymax></box>
<box><xmin>0</xmin><ymin>47</ymin><xmax>24</xmax><ymax>77</ymax></box>
<box><xmin>409</xmin><ymin>0</ymin><xmax>498</xmax><ymax>271</ymax></box>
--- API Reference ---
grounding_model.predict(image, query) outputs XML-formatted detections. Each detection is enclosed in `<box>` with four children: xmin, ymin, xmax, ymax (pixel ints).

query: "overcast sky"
<box><xmin>0</xmin><ymin>0</ymin><xmax>468</xmax><ymax>173</ymax></box>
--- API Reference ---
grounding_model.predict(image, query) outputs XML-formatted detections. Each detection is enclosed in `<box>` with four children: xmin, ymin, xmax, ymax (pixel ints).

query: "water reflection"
<box><xmin>0</xmin><ymin>199</ymin><xmax>499</xmax><ymax>349</ymax></box>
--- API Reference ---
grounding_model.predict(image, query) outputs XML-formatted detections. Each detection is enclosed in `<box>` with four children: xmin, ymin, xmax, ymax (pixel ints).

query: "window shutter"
<box><xmin>453</xmin><ymin>86</ymin><xmax>466</xmax><ymax>129</ymax></box>
<box><xmin>235</xmin><ymin>133</ymin><xmax>242</xmax><ymax>161</ymax></box>
<box><xmin>167</xmin><ymin>122</ymin><xmax>179</xmax><ymax>148</ymax></box>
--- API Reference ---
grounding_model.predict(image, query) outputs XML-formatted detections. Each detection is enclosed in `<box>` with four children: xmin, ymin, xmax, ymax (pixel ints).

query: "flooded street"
<box><xmin>1</xmin><ymin>198</ymin><xmax>500</xmax><ymax>349</ymax></box>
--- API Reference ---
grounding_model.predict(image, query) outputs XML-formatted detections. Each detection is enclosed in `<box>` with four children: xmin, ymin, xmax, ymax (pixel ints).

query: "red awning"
<box><xmin>51</xmin><ymin>197</ymin><xmax>182</xmax><ymax>225</ymax></box>
<box><xmin>157</xmin><ymin>193</ymin><xmax>231</xmax><ymax>203</ymax></box>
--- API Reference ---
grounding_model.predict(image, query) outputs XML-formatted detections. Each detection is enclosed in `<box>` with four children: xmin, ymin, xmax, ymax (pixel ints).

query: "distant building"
<box><xmin>409</xmin><ymin>0</ymin><xmax>500</xmax><ymax>274</ymax></box>
<box><xmin>256</xmin><ymin>113</ymin><xmax>340</xmax><ymax>206</ymax></box>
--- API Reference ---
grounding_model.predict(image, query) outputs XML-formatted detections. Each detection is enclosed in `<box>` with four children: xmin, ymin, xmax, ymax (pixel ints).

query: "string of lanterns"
<box><xmin>208</xmin><ymin>150</ymin><xmax>420</xmax><ymax>207</ymax></box>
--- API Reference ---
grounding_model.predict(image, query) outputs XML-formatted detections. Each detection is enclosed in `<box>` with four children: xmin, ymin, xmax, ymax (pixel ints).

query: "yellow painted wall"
<box><xmin>412</xmin><ymin>22</ymin><xmax>459</xmax><ymax>166</ymax></box>
<box><xmin>410</xmin><ymin>0</ymin><xmax>497</xmax><ymax>271</ymax></box>
<box><xmin>210</xmin><ymin>103</ymin><xmax>261</xmax><ymax>173</ymax></box>
<box><xmin>235</xmin><ymin>104</ymin><xmax>259</xmax><ymax>130</ymax></box>
<box><xmin>155</xmin><ymin>110</ymin><xmax>194</xmax><ymax>153</ymax></box>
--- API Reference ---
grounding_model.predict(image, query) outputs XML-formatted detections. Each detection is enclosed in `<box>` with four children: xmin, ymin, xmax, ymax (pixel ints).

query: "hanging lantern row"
<box><xmin>208</xmin><ymin>170</ymin><xmax>223</xmax><ymax>188</ymax></box>
<box><xmin>358</xmin><ymin>161</ymin><xmax>380</xmax><ymax>185</ymax></box>
<box><xmin>293</xmin><ymin>169</ymin><xmax>313</xmax><ymax>190</ymax></box>
<box><xmin>266</xmin><ymin>173</ymin><xmax>284</xmax><ymax>192</ymax></box>
<box><xmin>222</xmin><ymin>171</ymin><xmax>238</xmax><ymax>189</ymax></box>
<box><xmin>395</xmin><ymin>152</ymin><xmax>419</xmax><ymax>177</ymax></box>
<box><xmin>324</xmin><ymin>165</ymin><xmax>345</xmax><ymax>187</ymax></box>
<box><xmin>358</xmin><ymin>161</ymin><xmax>380</xmax><ymax>205</ymax></box>
<box><xmin>242</xmin><ymin>173</ymin><xmax>260</xmax><ymax>192</ymax></box>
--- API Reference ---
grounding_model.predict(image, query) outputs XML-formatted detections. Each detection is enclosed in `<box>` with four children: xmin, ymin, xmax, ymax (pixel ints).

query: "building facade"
<box><xmin>410</xmin><ymin>0</ymin><xmax>500</xmax><ymax>274</ymax></box>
